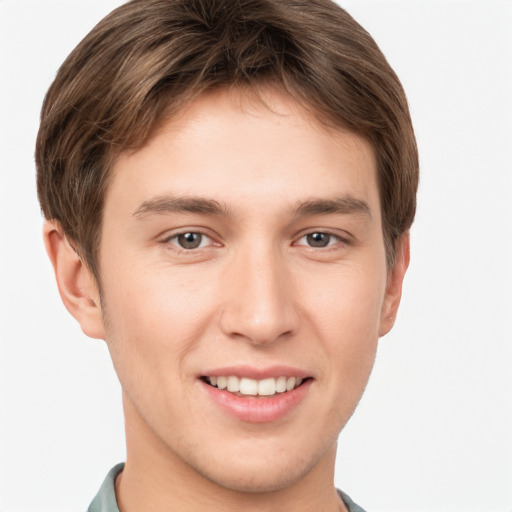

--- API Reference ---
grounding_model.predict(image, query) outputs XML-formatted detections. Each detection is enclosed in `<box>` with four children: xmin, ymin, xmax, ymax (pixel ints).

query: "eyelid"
<box><xmin>160</xmin><ymin>227</ymin><xmax>221</xmax><ymax>249</ymax></box>
<box><xmin>293</xmin><ymin>229</ymin><xmax>351</xmax><ymax>248</ymax></box>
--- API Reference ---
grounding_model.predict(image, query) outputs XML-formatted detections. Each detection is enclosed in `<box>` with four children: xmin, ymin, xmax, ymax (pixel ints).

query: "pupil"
<box><xmin>178</xmin><ymin>232</ymin><xmax>202</xmax><ymax>249</ymax></box>
<box><xmin>307</xmin><ymin>232</ymin><xmax>329</xmax><ymax>247</ymax></box>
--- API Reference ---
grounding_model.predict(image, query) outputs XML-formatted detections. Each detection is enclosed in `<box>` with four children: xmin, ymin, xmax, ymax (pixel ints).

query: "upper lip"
<box><xmin>199</xmin><ymin>365</ymin><xmax>312</xmax><ymax>380</ymax></box>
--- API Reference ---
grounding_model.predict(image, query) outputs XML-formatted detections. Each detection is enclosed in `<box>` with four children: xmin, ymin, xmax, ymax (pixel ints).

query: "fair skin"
<box><xmin>44</xmin><ymin>88</ymin><xmax>409</xmax><ymax>512</ymax></box>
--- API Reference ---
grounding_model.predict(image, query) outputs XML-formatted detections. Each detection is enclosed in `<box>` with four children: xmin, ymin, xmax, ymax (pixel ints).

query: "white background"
<box><xmin>0</xmin><ymin>1</ymin><xmax>511</xmax><ymax>511</ymax></box>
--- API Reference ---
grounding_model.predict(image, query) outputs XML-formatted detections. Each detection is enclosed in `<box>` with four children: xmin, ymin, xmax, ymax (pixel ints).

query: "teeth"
<box><xmin>276</xmin><ymin>376</ymin><xmax>287</xmax><ymax>393</ymax></box>
<box><xmin>206</xmin><ymin>375</ymin><xmax>305</xmax><ymax>396</ymax></box>
<box><xmin>227</xmin><ymin>376</ymin><xmax>240</xmax><ymax>392</ymax></box>
<box><xmin>258</xmin><ymin>378</ymin><xmax>276</xmax><ymax>396</ymax></box>
<box><xmin>240</xmin><ymin>377</ymin><xmax>258</xmax><ymax>395</ymax></box>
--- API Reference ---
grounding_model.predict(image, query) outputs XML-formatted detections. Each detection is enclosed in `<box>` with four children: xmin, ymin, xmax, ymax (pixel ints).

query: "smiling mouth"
<box><xmin>201</xmin><ymin>375</ymin><xmax>310</xmax><ymax>397</ymax></box>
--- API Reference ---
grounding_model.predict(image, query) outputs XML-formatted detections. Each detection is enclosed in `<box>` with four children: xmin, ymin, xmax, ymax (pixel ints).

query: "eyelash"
<box><xmin>162</xmin><ymin>230</ymin><xmax>348</xmax><ymax>252</ymax></box>
<box><xmin>163</xmin><ymin>231</ymin><xmax>216</xmax><ymax>251</ymax></box>
<box><xmin>294</xmin><ymin>232</ymin><xmax>346</xmax><ymax>249</ymax></box>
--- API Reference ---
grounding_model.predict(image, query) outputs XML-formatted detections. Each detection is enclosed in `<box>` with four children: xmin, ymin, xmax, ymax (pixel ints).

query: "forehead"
<box><xmin>107</xmin><ymin>88</ymin><xmax>379</xmax><ymax>217</ymax></box>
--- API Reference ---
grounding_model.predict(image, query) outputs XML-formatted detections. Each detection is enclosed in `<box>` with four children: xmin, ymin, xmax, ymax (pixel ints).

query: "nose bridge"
<box><xmin>219</xmin><ymin>240</ymin><xmax>298</xmax><ymax>345</ymax></box>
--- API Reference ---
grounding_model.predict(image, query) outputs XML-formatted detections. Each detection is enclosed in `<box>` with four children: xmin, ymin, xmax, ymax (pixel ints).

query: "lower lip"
<box><xmin>201</xmin><ymin>379</ymin><xmax>312</xmax><ymax>423</ymax></box>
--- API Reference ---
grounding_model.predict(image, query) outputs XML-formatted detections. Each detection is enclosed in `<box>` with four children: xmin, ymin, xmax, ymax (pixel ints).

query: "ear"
<box><xmin>43</xmin><ymin>220</ymin><xmax>106</xmax><ymax>340</ymax></box>
<box><xmin>378</xmin><ymin>233</ymin><xmax>410</xmax><ymax>337</ymax></box>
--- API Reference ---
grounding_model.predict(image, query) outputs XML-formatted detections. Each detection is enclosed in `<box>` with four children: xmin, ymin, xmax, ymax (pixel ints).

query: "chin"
<box><xmin>184</xmin><ymin>436</ymin><xmax>335</xmax><ymax>495</ymax></box>
<box><xmin>197</xmin><ymin>458</ymin><xmax>313</xmax><ymax>494</ymax></box>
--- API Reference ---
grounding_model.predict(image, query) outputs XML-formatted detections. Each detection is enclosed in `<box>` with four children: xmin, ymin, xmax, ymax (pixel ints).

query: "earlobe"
<box><xmin>43</xmin><ymin>221</ymin><xmax>106</xmax><ymax>340</ymax></box>
<box><xmin>378</xmin><ymin>233</ymin><xmax>410</xmax><ymax>337</ymax></box>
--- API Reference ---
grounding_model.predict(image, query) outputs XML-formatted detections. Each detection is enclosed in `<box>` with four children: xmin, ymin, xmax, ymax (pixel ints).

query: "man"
<box><xmin>36</xmin><ymin>0</ymin><xmax>418</xmax><ymax>510</ymax></box>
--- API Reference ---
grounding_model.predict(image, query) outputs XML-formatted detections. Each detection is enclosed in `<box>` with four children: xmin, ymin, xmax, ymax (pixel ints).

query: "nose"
<box><xmin>219</xmin><ymin>245</ymin><xmax>299</xmax><ymax>346</ymax></box>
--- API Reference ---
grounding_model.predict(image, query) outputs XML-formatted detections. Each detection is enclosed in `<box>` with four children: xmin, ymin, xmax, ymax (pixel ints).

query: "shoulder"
<box><xmin>86</xmin><ymin>463</ymin><xmax>124</xmax><ymax>512</ymax></box>
<box><xmin>338</xmin><ymin>489</ymin><xmax>369</xmax><ymax>512</ymax></box>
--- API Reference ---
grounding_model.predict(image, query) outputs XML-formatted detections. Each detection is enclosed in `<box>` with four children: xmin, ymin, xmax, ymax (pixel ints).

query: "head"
<box><xmin>37</xmin><ymin>0</ymin><xmax>417</xmax><ymax>282</ymax></box>
<box><xmin>37</xmin><ymin>0</ymin><xmax>418</xmax><ymax>498</ymax></box>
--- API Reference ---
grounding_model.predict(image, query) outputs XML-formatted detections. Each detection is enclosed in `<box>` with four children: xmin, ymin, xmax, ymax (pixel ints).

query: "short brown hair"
<box><xmin>36</xmin><ymin>0</ymin><xmax>418</xmax><ymax>281</ymax></box>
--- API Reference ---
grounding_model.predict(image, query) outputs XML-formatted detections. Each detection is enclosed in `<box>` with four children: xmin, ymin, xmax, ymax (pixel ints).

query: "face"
<box><xmin>92</xmin><ymin>89</ymin><xmax>403</xmax><ymax>493</ymax></box>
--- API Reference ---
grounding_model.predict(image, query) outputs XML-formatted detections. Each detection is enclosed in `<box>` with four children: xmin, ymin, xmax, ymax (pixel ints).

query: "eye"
<box><xmin>167</xmin><ymin>232</ymin><xmax>212</xmax><ymax>250</ymax></box>
<box><xmin>296</xmin><ymin>232</ymin><xmax>342</xmax><ymax>248</ymax></box>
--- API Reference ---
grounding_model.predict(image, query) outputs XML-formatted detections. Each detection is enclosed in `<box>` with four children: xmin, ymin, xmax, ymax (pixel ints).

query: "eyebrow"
<box><xmin>133</xmin><ymin>194</ymin><xmax>371</xmax><ymax>220</ymax></box>
<box><xmin>295</xmin><ymin>196</ymin><xmax>372</xmax><ymax>219</ymax></box>
<box><xmin>133</xmin><ymin>195</ymin><xmax>230</xmax><ymax>219</ymax></box>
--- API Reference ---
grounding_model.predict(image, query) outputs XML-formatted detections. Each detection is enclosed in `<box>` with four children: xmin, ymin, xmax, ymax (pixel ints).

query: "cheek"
<box><xmin>99</xmin><ymin>256</ymin><xmax>219</xmax><ymax>382</ymax></box>
<box><xmin>302</xmin><ymin>263</ymin><xmax>386</xmax><ymax>379</ymax></box>
<box><xmin>304</xmin><ymin>260</ymin><xmax>386</xmax><ymax>331</ymax></box>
